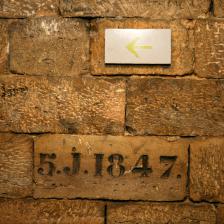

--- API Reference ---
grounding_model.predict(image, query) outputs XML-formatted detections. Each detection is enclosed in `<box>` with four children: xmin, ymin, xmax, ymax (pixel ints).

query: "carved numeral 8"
<box><xmin>107</xmin><ymin>154</ymin><xmax>125</xmax><ymax>177</ymax></box>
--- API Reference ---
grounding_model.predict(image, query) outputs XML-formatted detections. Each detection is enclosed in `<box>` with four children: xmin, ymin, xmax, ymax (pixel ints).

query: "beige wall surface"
<box><xmin>0</xmin><ymin>0</ymin><xmax>223</xmax><ymax>223</ymax></box>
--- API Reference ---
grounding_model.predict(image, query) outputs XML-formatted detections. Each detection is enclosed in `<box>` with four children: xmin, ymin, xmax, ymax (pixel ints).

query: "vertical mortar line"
<box><xmin>209</xmin><ymin>0</ymin><xmax>214</xmax><ymax>16</ymax></box>
<box><xmin>7</xmin><ymin>18</ymin><xmax>26</xmax><ymax>75</ymax></box>
<box><xmin>124</xmin><ymin>77</ymin><xmax>128</xmax><ymax>135</ymax></box>
<box><xmin>87</xmin><ymin>18</ymin><xmax>91</xmax><ymax>75</ymax></box>
<box><xmin>31</xmin><ymin>135</ymin><xmax>35</xmax><ymax>197</ymax></box>
<box><xmin>191</xmin><ymin>19</ymin><xmax>196</xmax><ymax>77</ymax></box>
<box><xmin>186</xmin><ymin>144</ymin><xmax>191</xmax><ymax>199</ymax></box>
<box><xmin>57</xmin><ymin>0</ymin><xmax>62</xmax><ymax>16</ymax></box>
<box><xmin>104</xmin><ymin>204</ymin><xmax>108</xmax><ymax>224</ymax></box>
<box><xmin>7</xmin><ymin>18</ymin><xmax>12</xmax><ymax>75</ymax></box>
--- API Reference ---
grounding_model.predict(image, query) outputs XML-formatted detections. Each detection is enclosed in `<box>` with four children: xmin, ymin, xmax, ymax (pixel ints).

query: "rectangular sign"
<box><xmin>34</xmin><ymin>135</ymin><xmax>188</xmax><ymax>201</ymax></box>
<box><xmin>105</xmin><ymin>29</ymin><xmax>171</xmax><ymax>64</ymax></box>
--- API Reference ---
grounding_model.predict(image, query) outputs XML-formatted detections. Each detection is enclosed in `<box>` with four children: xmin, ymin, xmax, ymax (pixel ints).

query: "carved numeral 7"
<box><xmin>160</xmin><ymin>156</ymin><xmax>177</xmax><ymax>179</ymax></box>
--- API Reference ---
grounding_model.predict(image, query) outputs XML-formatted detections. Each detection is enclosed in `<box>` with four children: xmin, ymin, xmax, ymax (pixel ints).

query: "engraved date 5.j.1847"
<box><xmin>37</xmin><ymin>152</ymin><xmax>178</xmax><ymax>178</ymax></box>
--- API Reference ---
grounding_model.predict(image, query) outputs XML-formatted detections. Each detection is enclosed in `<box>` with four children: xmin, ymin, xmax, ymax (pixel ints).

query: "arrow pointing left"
<box><xmin>126</xmin><ymin>37</ymin><xmax>152</xmax><ymax>58</ymax></box>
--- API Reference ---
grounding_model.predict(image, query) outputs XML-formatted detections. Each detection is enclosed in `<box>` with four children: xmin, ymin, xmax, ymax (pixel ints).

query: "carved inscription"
<box><xmin>34</xmin><ymin>135</ymin><xmax>188</xmax><ymax>201</ymax></box>
<box><xmin>37</xmin><ymin>153</ymin><xmax>178</xmax><ymax>179</ymax></box>
<box><xmin>1</xmin><ymin>84</ymin><xmax>28</xmax><ymax>98</ymax></box>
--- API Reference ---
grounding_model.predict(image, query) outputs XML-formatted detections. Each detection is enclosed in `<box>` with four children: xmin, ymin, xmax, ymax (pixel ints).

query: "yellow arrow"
<box><xmin>126</xmin><ymin>37</ymin><xmax>152</xmax><ymax>58</ymax></box>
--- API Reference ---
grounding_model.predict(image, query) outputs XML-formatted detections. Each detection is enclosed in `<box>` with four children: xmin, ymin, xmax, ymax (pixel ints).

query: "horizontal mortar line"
<box><xmin>1</xmin><ymin>132</ymin><xmax>224</xmax><ymax>138</ymax></box>
<box><xmin>92</xmin><ymin>73</ymin><xmax>224</xmax><ymax>81</ymax></box>
<box><xmin>60</xmin><ymin>16</ymin><xmax>224</xmax><ymax>21</ymax></box>
<box><xmin>5</xmin><ymin>72</ymin><xmax>224</xmax><ymax>81</ymax></box>
<box><xmin>92</xmin><ymin>73</ymin><xmax>195</xmax><ymax>78</ymax></box>
<box><xmin>6</xmin><ymin>71</ymin><xmax>92</xmax><ymax>78</ymax></box>
<box><xmin>1</xmin><ymin>72</ymin><xmax>223</xmax><ymax>80</ymax></box>
<box><xmin>0</xmin><ymin>196</ymin><xmax>192</xmax><ymax>203</ymax></box>
<box><xmin>0</xmin><ymin>196</ymin><xmax>221</xmax><ymax>205</ymax></box>
<box><xmin>188</xmin><ymin>198</ymin><xmax>224</xmax><ymax>205</ymax></box>
<box><xmin>1</xmin><ymin>15</ymin><xmax>224</xmax><ymax>21</ymax></box>
<box><xmin>3</xmin><ymin>131</ymin><xmax>224</xmax><ymax>138</ymax></box>
<box><xmin>0</xmin><ymin>17</ymin><xmax>27</xmax><ymax>20</ymax></box>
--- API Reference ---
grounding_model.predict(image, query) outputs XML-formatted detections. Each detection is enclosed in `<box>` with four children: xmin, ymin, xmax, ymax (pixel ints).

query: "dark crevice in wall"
<box><xmin>209</xmin><ymin>0</ymin><xmax>214</xmax><ymax>16</ymax></box>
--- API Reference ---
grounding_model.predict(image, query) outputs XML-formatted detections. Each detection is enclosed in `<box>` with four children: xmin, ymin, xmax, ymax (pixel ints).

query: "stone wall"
<box><xmin>0</xmin><ymin>0</ymin><xmax>224</xmax><ymax>223</ymax></box>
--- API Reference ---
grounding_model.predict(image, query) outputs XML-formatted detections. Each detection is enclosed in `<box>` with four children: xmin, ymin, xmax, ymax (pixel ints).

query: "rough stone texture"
<box><xmin>0</xmin><ymin>134</ymin><xmax>33</xmax><ymax>197</ymax></box>
<box><xmin>10</xmin><ymin>18</ymin><xmax>89</xmax><ymax>76</ymax></box>
<box><xmin>195</xmin><ymin>20</ymin><xmax>224</xmax><ymax>78</ymax></box>
<box><xmin>91</xmin><ymin>19</ymin><xmax>194</xmax><ymax>76</ymax></box>
<box><xmin>214</xmin><ymin>0</ymin><xmax>224</xmax><ymax>17</ymax></box>
<box><xmin>0</xmin><ymin>20</ymin><xmax>9</xmax><ymax>74</ymax></box>
<box><xmin>126</xmin><ymin>78</ymin><xmax>224</xmax><ymax>136</ymax></box>
<box><xmin>190</xmin><ymin>138</ymin><xmax>224</xmax><ymax>202</ymax></box>
<box><xmin>60</xmin><ymin>0</ymin><xmax>210</xmax><ymax>19</ymax></box>
<box><xmin>0</xmin><ymin>0</ymin><xmax>58</xmax><ymax>18</ymax></box>
<box><xmin>107</xmin><ymin>203</ymin><xmax>216</xmax><ymax>223</ymax></box>
<box><xmin>217</xmin><ymin>205</ymin><xmax>224</xmax><ymax>224</ymax></box>
<box><xmin>0</xmin><ymin>75</ymin><xmax>125</xmax><ymax>134</ymax></box>
<box><xmin>34</xmin><ymin>135</ymin><xmax>188</xmax><ymax>201</ymax></box>
<box><xmin>0</xmin><ymin>199</ymin><xmax>104</xmax><ymax>224</ymax></box>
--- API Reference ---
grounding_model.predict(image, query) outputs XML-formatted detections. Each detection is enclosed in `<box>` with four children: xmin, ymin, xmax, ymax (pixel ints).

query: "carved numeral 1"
<box><xmin>95</xmin><ymin>153</ymin><xmax>104</xmax><ymax>176</ymax></box>
<box><xmin>72</xmin><ymin>153</ymin><xmax>80</xmax><ymax>175</ymax></box>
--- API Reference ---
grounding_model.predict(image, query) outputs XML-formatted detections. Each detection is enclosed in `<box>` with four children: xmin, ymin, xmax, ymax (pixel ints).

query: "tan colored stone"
<box><xmin>214</xmin><ymin>0</ymin><xmax>224</xmax><ymax>17</ymax></box>
<box><xmin>126</xmin><ymin>78</ymin><xmax>224</xmax><ymax>136</ymax></box>
<box><xmin>0</xmin><ymin>199</ymin><xmax>104</xmax><ymax>224</ymax></box>
<box><xmin>0</xmin><ymin>134</ymin><xmax>33</xmax><ymax>197</ymax></box>
<box><xmin>107</xmin><ymin>203</ymin><xmax>216</xmax><ymax>224</ymax></box>
<box><xmin>217</xmin><ymin>205</ymin><xmax>224</xmax><ymax>224</ymax></box>
<box><xmin>195</xmin><ymin>20</ymin><xmax>224</xmax><ymax>78</ymax></box>
<box><xmin>0</xmin><ymin>20</ymin><xmax>9</xmax><ymax>74</ymax></box>
<box><xmin>10</xmin><ymin>18</ymin><xmax>89</xmax><ymax>76</ymax></box>
<box><xmin>34</xmin><ymin>135</ymin><xmax>188</xmax><ymax>201</ymax></box>
<box><xmin>0</xmin><ymin>75</ymin><xmax>125</xmax><ymax>134</ymax></box>
<box><xmin>0</xmin><ymin>0</ymin><xmax>58</xmax><ymax>18</ymax></box>
<box><xmin>190</xmin><ymin>138</ymin><xmax>224</xmax><ymax>202</ymax></box>
<box><xmin>91</xmin><ymin>19</ymin><xmax>194</xmax><ymax>76</ymax></box>
<box><xmin>60</xmin><ymin>0</ymin><xmax>210</xmax><ymax>19</ymax></box>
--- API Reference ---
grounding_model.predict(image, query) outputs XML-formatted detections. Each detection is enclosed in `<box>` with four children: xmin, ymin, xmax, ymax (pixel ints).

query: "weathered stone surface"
<box><xmin>10</xmin><ymin>18</ymin><xmax>89</xmax><ymax>76</ymax></box>
<box><xmin>195</xmin><ymin>20</ymin><xmax>224</xmax><ymax>78</ymax></box>
<box><xmin>190</xmin><ymin>138</ymin><xmax>224</xmax><ymax>202</ymax></box>
<box><xmin>0</xmin><ymin>134</ymin><xmax>33</xmax><ymax>197</ymax></box>
<box><xmin>34</xmin><ymin>135</ymin><xmax>188</xmax><ymax>201</ymax></box>
<box><xmin>126</xmin><ymin>78</ymin><xmax>224</xmax><ymax>136</ymax></box>
<box><xmin>0</xmin><ymin>0</ymin><xmax>58</xmax><ymax>18</ymax></box>
<box><xmin>0</xmin><ymin>20</ymin><xmax>9</xmax><ymax>74</ymax></box>
<box><xmin>217</xmin><ymin>205</ymin><xmax>224</xmax><ymax>224</ymax></box>
<box><xmin>214</xmin><ymin>0</ymin><xmax>224</xmax><ymax>17</ymax></box>
<box><xmin>107</xmin><ymin>203</ymin><xmax>216</xmax><ymax>223</ymax></box>
<box><xmin>0</xmin><ymin>199</ymin><xmax>104</xmax><ymax>224</ymax></box>
<box><xmin>60</xmin><ymin>0</ymin><xmax>210</xmax><ymax>19</ymax></box>
<box><xmin>91</xmin><ymin>19</ymin><xmax>194</xmax><ymax>76</ymax></box>
<box><xmin>0</xmin><ymin>75</ymin><xmax>125</xmax><ymax>134</ymax></box>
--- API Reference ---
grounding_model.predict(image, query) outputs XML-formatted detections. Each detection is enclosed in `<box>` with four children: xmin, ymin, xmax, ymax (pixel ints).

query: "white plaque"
<box><xmin>105</xmin><ymin>29</ymin><xmax>171</xmax><ymax>64</ymax></box>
